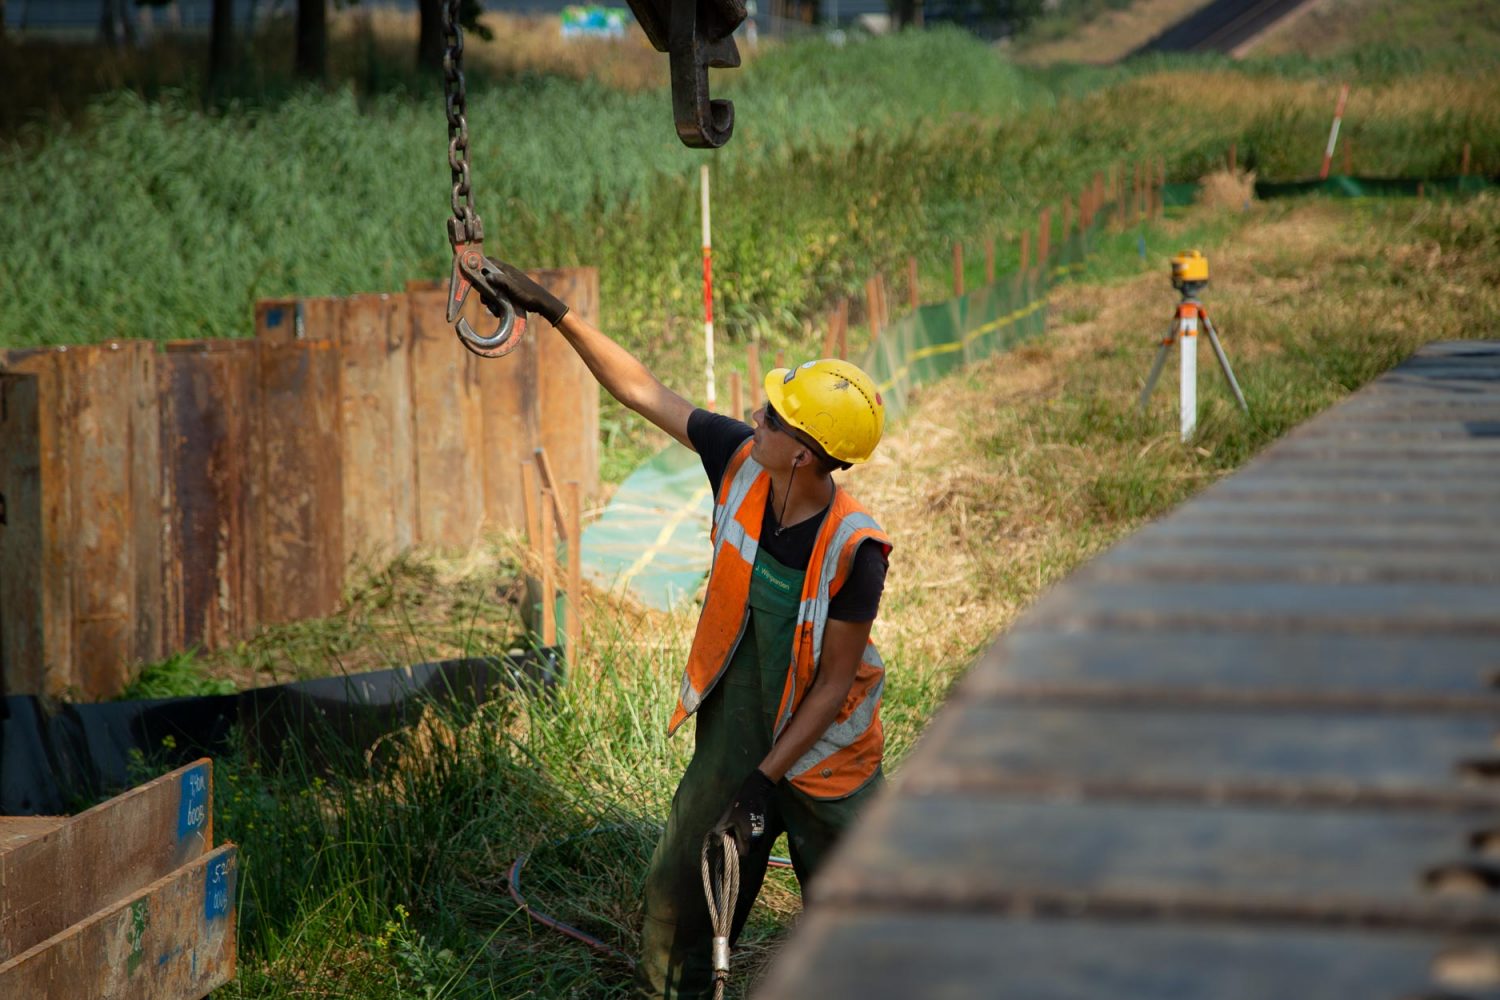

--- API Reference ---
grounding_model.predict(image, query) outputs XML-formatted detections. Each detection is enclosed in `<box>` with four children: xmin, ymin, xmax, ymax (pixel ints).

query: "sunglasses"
<box><xmin>763</xmin><ymin>405</ymin><xmax>787</xmax><ymax>433</ymax></box>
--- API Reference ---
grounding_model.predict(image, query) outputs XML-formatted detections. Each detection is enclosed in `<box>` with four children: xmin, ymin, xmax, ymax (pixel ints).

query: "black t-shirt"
<box><xmin>687</xmin><ymin>409</ymin><xmax>887</xmax><ymax>622</ymax></box>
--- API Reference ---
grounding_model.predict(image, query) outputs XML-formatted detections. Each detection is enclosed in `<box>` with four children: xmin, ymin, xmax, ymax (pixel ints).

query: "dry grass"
<box><xmin>1198</xmin><ymin>167</ymin><xmax>1257</xmax><ymax>210</ymax></box>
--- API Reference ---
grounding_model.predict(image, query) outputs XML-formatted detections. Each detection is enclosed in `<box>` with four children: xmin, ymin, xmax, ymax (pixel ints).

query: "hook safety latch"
<box><xmin>447</xmin><ymin>242</ymin><xmax>527</xmax><ymax>359</ymax></box>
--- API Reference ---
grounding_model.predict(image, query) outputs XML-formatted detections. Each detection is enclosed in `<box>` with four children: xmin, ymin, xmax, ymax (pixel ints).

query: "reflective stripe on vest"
<box><xmin>669</xmin><ymin>438</ymin><xmax>892</xmax><ymax>800</ymax></box>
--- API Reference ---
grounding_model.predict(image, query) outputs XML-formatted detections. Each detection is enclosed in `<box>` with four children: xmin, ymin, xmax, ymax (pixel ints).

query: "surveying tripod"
<box><xmin>1138</xmin><ymin>250</ymin><xmax>1249</xmax><ymax>441</ymax></box>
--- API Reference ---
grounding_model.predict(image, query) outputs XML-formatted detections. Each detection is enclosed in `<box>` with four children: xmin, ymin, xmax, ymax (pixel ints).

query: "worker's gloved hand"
<box><xmin>485</xmin><ymin>259</ymin><xmax>570</xmax><ymax>327</ymax></box>
<box><xmin>711</xmin><ymin>769</ymin><xmax>777</xmax><ymax>858</ymax></box>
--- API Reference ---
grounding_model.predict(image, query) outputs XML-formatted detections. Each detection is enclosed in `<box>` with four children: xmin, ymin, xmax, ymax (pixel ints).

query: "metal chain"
<box><xmin>443</xmin><ymin>0</ymin><xmax>481</xmax><ymax>246</ymax></box>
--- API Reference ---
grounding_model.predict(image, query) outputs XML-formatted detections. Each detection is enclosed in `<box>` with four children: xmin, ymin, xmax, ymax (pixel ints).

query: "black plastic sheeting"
<box><xmin>0</xmin><ymin>651</ymin><xmax>561</xmax><ymax>815</ymax></box>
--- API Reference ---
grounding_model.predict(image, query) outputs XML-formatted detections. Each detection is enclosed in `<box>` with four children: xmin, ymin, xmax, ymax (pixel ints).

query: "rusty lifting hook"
<box><xmin>447</xmin><ymin>243</ymin><xmax>526</xmax><ymax>359</ymax></box>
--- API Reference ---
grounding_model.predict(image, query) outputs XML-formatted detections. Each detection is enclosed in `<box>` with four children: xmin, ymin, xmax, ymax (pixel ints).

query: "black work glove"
<box><xmin>711</xmin><ymin>769</ymin><xmax>777</xmax><ymax>858</ymax></box>
<box><xmin>483</xmin><ymin>259</ymin><xmax>570</xmax><ymax>327</ymax></box>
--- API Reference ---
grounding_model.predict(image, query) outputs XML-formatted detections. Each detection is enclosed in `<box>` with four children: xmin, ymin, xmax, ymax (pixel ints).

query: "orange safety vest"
<box><xmin>668</xmin><ymin>439</ymin><xmax>892</xmax><ymax>799</ymax></box>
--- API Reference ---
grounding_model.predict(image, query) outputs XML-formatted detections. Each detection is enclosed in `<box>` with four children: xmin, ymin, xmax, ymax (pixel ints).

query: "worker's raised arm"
<box><xmin>485</xmin><ymin>260</ymin><xmax>695</xmax><ymax>450</ymax></box>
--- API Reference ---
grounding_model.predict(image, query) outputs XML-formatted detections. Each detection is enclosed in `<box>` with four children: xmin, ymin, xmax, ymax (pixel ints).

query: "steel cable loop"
<box><xmin>701</xmin><ymin>831</ymin><xmax>740</xmax><ymax>1000</ymax></box>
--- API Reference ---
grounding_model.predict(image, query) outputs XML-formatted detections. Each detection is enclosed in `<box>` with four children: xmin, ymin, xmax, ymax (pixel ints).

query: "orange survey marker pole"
<box><xmin>1139</xmin><ymin>250</ymin><xmax>1249</xmax><ymax>441</ymax></box>
<box><xmin>1320</xmin><ymin>83</ymin><xmax>1350</xmax><ymax>180</ymax></box>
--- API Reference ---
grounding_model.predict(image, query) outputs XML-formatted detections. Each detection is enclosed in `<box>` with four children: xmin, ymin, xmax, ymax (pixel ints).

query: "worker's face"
<box><xmin>751</xmin><ymin>404</ymin><xmax>808</xmax><ymax>472</ymax></box>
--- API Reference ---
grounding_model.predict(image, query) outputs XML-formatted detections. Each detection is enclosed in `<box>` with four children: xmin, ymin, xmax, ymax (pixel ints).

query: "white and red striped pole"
<box><xmin>700</xmin><ymin>163</ymin><xmax>717</xmax><ymax>410</ymax></box>
<box><xmin>1320</xmin><ymin>83</ymin><xmax>1350</xmax><ymax>180</ymax></box>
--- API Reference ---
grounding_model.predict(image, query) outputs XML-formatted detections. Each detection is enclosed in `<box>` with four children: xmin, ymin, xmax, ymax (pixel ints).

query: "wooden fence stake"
<box><xmin>836</xmin><ymin>299</ymin><xmax>848</xmax><ymax>359</ymax></box>
<box><xmin>1342</xmin><ymin>137</ymin><xmax>1352</xmax><ymax>176</ymax></box>
<box><xmin>822</xmin><ymin>316</ymin><xmax>839</xmax><ymax>358</ymax></box>
<box><xmin>564</xmin><ymin>480</ymin><xmax>582</xmax><ymax>663</ymax></box>
<box><xmin>1038</xmin><ymin>207</ymin><xmax>1051</xmax><ymax>264</ymax></box>
<box><xmin>540</xmin><ymin>486</ymin><xmax>556</xmax><ymax>646</ymax></box>
<box><xmin>776</xmin><ymin>350</ymin><xmax>785</xmax><ymax>369</ymax></box>
<box><xmin>984</xmin><ymin>238</ymin><xmax>995</xmax><ymax>285</ymax></box>
<box><xmin>521</xmin><ymin>459</ymin><xmax>542</xmax><ymax>559</ymax></box>
<box><xmin>533</xmin><ymin>446</ymin><xmax>567</xmax><ymax>540</ymax></box>
<box><xmin>747</xmin><ymin>342</ymin><xmax>762</xmax><ymax>411</ymax></box>
<box><xmin>907</xmin><ymin>256</ymin><xmax>919</xmax><ymax>310</ymax></box>
<box><xmin>866</xmin><ymin>278</ymin><xmax>882</xmax><ymax>338</ymax></box>
<box><xmin>1462</xmin><ymin>141</ymin><xmax>1472</xmax><ymax>175</ymax></box>
<box><xmin>952</xmin><ymin>243</ymin><xmax>964</xmax><ymax>297</ymax></box>
<box><xmin>729</xmin><ymin>371</ymin><xmax>743</xmax><ymax>422</ymax></box>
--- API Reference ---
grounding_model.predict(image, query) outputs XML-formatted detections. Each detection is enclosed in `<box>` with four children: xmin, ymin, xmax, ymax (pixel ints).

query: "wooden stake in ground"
<box><xmin>836</xmin><ymin>300</ymin><xmax>848</xmax><ymax>359</ymax></box>
<box><xmin>822</xmin><ymin>315</ymin><xmax>839</xmax><ymax>358</ymax></box>
<box><xmin>540</xmin><ymin>487</ymin><xmax>556</xmax><ymax>646</ymax></box>
<box><xmin>984</xmin><ymin>238</ymin><xmax>995</xmax><ymax>285</ymax></box>
<box><xmin>532</xmin><ymin>446</ymin><xmax>567</xmax><ymax>540</ymax></box>
<box><xmin>563</xmin><ymin>480</ymin><xmax>582</xmax><ymax>663</ymax></box>
<box><xmin>729</xmin><ymin>371</ymin><xmax>743</xmax><ymax>422</ymax></box>
<box><xmin>907</xmin><ymin>257</ymin><xmax>919</xmax><ymax>310</ymax></box>
<box><xmin>866</xmin><ymin>277</ymin><xmax>883</xmax><ymax>339</ymax></box>
<box><xmin>521</xmin><ymin>459</ymin><xmax>542</xmax><ymax>561</ymax></box>
<box><xmin>952</xmin><ymin>243</ymin><xmax>964</xmax><ymax>297</ymax></box>
<box><xmin>1462</xmin><ymin>142</ymin><xmax>1472</xmax><ymax>175</ymax></box>
<box><xmin>748</xmin><ymin>342</ymin><xmax>762</xmax><ymax>411</ymax></box>
<box><xmin>1038</xmin><ymin>207</ymin><xmax>1051</xmax><ymax>265</ymax></box>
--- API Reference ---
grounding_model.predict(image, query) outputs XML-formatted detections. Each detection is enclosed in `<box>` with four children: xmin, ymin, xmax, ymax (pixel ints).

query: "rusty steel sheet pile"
<box><xmin>758</xmin><ymin>341</ymin><xmax>1500</xmax><ymax>1000</ymax></box>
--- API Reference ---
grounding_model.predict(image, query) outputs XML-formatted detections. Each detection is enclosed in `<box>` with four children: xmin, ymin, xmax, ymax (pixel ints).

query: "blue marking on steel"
<box><xmin>265</xmin><ymin>306</ymin><xmax>284</xmax><ymax>328</ymax></box>
<box><xmin>204</xmin><ymin>853</ymin><xmax>234</xmax><ymax>922</ymax></box>
<box><xmin>178</xmin><ymin>763</ymin><xmax>209</xmax><ymax>840</ymax></box>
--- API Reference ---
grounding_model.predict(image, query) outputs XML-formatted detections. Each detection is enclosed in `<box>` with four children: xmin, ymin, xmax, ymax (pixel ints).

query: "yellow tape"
<box><xmin>615</xmin><ymin>482</ymin><xmax>714</xmax><ymax>590</ymax></box>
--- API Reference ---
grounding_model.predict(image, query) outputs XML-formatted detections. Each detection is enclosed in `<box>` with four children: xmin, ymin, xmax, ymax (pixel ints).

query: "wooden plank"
<box><xmin>407</xmin><ymin>287</ymin><xmax>485</xmax><ymax>548</ymax></box>
<box><xmin>298</xmin><ymin>295</ymin><xmax>343</xmax><ymax>341</ymax></box>
<box><xmin>126</xmin><ymin>341</ymin><xmax>163</xmax><ymax>669</ymax></box>
<box><xmin>980</xmin><ymin>631</ymin><xmax>1500</xmax><ymax>702</ymax></box>
<box><xmin>160</xmin><ymin>341</ymin><xmax>259</xmax><ymax>652</ymax></box>
<box><xmin>814</xmin><ymin>795</ymin><xmax>1500</xmax><ymax>930</ymax></box>
<box><xmin>0</xmin><ymin>374</ymin><xmax>44</xmax><ymax>698</ymax></box>
<box><xmin>1</xmin><ymin>349</ymin><xmax>72</xmax><ymax>697</ymax></box>
<box><xmin>0</xmin><ymin>760</ymin><xmax>213</xmax><ymax>962</ymax></box>
<box><xmin>63</xmin><ymin>344</ymin><xmax>139</xmax><ymax>700</ymax></box>
<box><xmin>904</xmin><ymin>703</ymin><xmax>1500</xmax><ymax>808</ymax></box>
<box><xmin>0</xmin><ymin>816</ymin><xmax>62</xmax><ymax>852</ymax></box>
<box><xmin>534</xmin><ymin>269</ymin><xmax>599</xmax><ymax>500</ymax></box>
<box><xmin>476</xmin><ymin>298</ymin><xmax>540</xmax><ymax>536</ymax></box>
<box><xmin>339</xmin><ymin>293</ymin><xmax>416</xmax><ymax>561</ymax></box>
<box><xmin>256</xmin><ymin>339</ymin><xmax>344</xmax><ymax>624</ymax></box>
<box><xmin>254</xmin><ymin>298</ymin><xmax>298</xmax><ymax>344</ymax></box>
<box><xmin>759</xmin><ymin>913</ymin><xmax>1498</xmax><ymax>1000</ymax></box>
<box><xmin>0</xmin><ymin>844</ymin><xmax>236</xmax><ymax>1000</ymax></box>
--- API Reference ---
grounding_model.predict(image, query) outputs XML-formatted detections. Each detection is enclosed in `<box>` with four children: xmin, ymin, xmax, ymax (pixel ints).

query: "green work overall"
<box><xmin>635</xmin><ymin>549</ymin><xmax>883</xmax><ymax>1000</ymax></box>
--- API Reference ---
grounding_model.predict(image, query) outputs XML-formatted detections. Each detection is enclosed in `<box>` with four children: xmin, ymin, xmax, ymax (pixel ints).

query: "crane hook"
<box><xmin>447</xmin><ymin>243</ymin><xmax>527</xmax><ymax>359</ymax></box>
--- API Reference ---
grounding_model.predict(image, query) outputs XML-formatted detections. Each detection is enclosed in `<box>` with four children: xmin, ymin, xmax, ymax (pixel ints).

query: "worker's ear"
<box><xmin>795</xmin><ymin>451</ymin><xmax>808</xmax><ymax>467</ymax></box>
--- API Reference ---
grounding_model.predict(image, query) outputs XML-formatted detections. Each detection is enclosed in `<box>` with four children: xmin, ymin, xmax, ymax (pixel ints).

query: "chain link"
<box><xmin>443</xmin><ymin>0</ymin><xmax>481</xmax><ymax>246</ymax></box>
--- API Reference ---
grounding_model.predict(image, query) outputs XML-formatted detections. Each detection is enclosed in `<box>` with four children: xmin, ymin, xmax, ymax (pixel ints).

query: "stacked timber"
<box><xmin>759</xmin><ymin>341</ymin><xmax>1500</xmax><ymax>998</ymax></box>
<box><xmin>0</xmin><ymin>760</ymin><xmax>236</xmax><ymax>998</ymax></box>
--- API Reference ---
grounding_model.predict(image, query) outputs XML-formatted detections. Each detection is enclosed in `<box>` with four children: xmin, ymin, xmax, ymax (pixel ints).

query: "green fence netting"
<box><xmin>1163</xmin><ymin>175</ymin><xmax>1496</xmax><ymax>208</ymax></box>
<box><xmin>578</xmin><ymin>206</ymin><xmax>1113</xmax><ymax>610</ymax></box>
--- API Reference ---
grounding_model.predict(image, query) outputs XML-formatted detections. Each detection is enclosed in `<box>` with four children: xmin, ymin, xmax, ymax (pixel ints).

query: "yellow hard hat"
<box><xmin>1171</xmin><ymin>249</ymin><xmax>1209</xmax><ymax>287</ymax></box>
<box><xmin>763</xmin><ymin>359</ymin><xmax>885</xmax><ymax>465</ymax></box>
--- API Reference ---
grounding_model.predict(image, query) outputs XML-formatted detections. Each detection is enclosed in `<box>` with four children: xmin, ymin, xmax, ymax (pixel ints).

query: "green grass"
<box><xmin>119</xmin><ymin>649</ymin><xmax>238</xmax><ymax>698</ymax></box>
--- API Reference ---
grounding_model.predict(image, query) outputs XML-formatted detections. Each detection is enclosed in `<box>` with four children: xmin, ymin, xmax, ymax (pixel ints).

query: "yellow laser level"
<box><xmin>1171</xmin><ymin>250</ymin><xmax>1209</xmax><ymax>290</ymax></box>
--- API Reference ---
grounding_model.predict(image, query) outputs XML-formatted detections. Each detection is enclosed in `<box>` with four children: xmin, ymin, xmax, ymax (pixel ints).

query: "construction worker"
<box><xmin>485</xmin><ymin>263</ymin><xmax>891</xmax><ymax>999</ymax></box>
